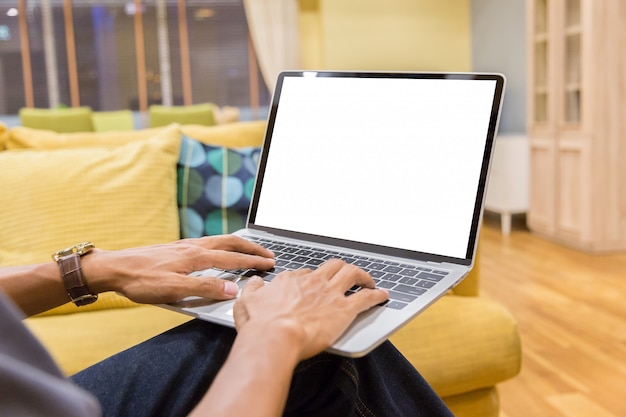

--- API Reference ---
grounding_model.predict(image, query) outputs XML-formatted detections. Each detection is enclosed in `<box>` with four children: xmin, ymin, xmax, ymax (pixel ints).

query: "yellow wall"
<box><xmin>299</xmin><ymin>0</ymin><xmax>471</xmax><ymax>72</ymax></box>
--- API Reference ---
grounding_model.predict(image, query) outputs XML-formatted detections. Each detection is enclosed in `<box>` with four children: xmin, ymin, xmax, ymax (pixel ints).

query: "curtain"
<box><xmin>243</xmin><ymin>0</ymin><xmax>301</xmax><ymax>91</ymax></box>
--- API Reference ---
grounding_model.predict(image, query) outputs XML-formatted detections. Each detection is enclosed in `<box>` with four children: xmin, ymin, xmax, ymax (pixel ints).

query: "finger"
<box><xmin>346</xmin><ymin>287</ymin><xmax>389</xmax><ymax>312</ymax></box>
<box><xmin>132</xmin><ymin>275</ymin><xmax>241</xmax><ymax>304</ymax></box>
<box><xmin>233</xmin><ymin>276</ymin><xmax>264</xmax><ymax>329</ymax></box>
<box><xmin>271</xmin><ymin>268</ymin><xmax>311</xmax><ymax>282</ymax></box>
<box><xmin>196</xmin><ymin>235</ymin><xmax>275</xmax><ymax>259</ymax></box>
<box><xmin>189</xmin><ymin>275</ymin><xmax>241</xmax><ymax>300</ymax></box>
<box><xmin>201</xmin><ymin>250</ymin><xmax>276</xmax><ymax>272</ymax></box>
<box><xmin>320</xmin><ymin>261</ymin><xmax>376</xmax><ymax>291</ymax></box>
<box><xmin>309</xmin><ymin>258</ymin><xmax>347</xmax><ymax>279</ymax></box>
<box><xmin>240</xmin><ymin>275</ymin><xmax>265</xmax><ymax>298</ymax></box>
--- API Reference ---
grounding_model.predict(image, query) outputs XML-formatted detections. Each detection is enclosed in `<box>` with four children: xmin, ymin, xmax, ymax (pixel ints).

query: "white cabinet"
<box><xmin>485</xmin><ymin>135</ymin><xmax>529</xmax><ymax>235</ymax></box>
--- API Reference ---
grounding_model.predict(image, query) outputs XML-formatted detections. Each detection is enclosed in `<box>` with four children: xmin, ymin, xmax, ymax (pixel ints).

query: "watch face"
<box><xmin>53</xmin><ymin>241</ymin><xmax>94</xmax><ymax>261</ymax></box>
<box><xmin>76</xmin><ymin>242</ymin><xmax>95</xmax><ymax>256</ymax></box>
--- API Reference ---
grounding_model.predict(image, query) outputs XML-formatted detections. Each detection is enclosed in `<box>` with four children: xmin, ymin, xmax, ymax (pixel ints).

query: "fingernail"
<box><xmin>224</xmin><ymin>281</ymin><xmax>239</xmax><ymax>296</ymax></box>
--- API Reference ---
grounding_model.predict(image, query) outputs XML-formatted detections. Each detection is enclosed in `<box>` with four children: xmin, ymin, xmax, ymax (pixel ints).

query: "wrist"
<box><xmin>79</xmin><ymin>248</ymin><xmax>116</xmax><ymax>295</ymax></box>
<box><xmin>236</xmin><ymin>319</ymin><xmax>305</xmax><ymax>363</ymax></box>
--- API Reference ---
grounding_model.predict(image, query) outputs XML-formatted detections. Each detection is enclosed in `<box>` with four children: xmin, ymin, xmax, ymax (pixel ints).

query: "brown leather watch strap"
<box><xmin>59</xmin><ymin>253</ymin><xmax>98</xmax><ymax>306</ymax></box>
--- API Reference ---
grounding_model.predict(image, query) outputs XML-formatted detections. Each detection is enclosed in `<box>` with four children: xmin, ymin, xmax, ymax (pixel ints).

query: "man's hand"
<box><xmin>83</xmin><ymin>235</ymin><xmax>275</xmax><ymax>304</ymax></box>
<box><xmin>233</xmin><ymin>259</ymin><xmax>389</xmax><ymax>360</ymax></box>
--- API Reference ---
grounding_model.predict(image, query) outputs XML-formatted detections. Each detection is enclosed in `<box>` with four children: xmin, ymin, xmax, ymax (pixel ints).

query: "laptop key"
<box><xmin>353</xmin><ymin>260</ymin><xmax>371</xmax><ymax>268</ymax></box>
<box><xmin>394</xmin><ymin>284</ymin><xmax>427</xmax><ymax>296</ymax></box>
<box><xmin>386</xmin><ymin>301</ymin><xmax>408</xmax><ymax>310</ymax></box>
<box><xmin>418</xmin><ymin>272</ymin><xmax>445</xmax><ymax>282</ymax></box>
<box><xmin>306</xmin><ymin>258</ymin><xmax>325</xmax><ymax>266</ymax></box>
<box><xmin>284</xmin><ymin>262</ymin><xmax>305</xmax><ymax>270</ymax></box>
<box><xmin>387</xmin><ymin>291</ymin><xmax>417</xmax><ymax>303</ymax></box>
<box><xmin>383</xmin><ymin>273</ymin><xmax>402</xmax><ymax>282</ymax></box>
<box><xmin>399</xmin><ymin>277</ymin><xmax>418</xmax><ymax>285</ymax></box>
<box><xmin>383</xmin><ymin>265</ymin><xmax>402</xmax><ymax>273</ymax></box>
<box><xmin>416</xmin><ymin>280</ymin><xmax>436</xmax><ymax>289</ymax></box>
<box><xmin>399</xmin><ymin>269</ymin><xmax>419</xmax><ymax>277</ymax></box>
<box><xmin>344</xmin><ymin>285</ymin><xmax>360</xmax><ymax>297</ymax></box>
<box><xmin>377</xmin><ymin>280</ymin><xmax>397</xmax><ymax>290</ymax></box>
<box><xmin>292</xmin><ymin>256</ymin><xmax>311</xmax><ymax>263</ymax></box>
<box><xmin>369</xmin><ymin>270</ymin><xmax>386</xmax><ymax>279</ymax></box>
<box><xmin>368</xmin><ymin>262</ymin><xmax>386</xmax><ymax>271</ymax></box>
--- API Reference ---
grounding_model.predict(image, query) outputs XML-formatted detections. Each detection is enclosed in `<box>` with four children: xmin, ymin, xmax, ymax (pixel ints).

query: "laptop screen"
<box><xmin>249</xmin><ymin>72</ymin><xmax>504</xmax><ymax>264</ymax></box>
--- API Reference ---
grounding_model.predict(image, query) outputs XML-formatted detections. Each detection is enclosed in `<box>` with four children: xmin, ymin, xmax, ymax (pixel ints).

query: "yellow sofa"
<box><xmin>0</xmin><ymin>120</ymin><xmax>520</xmax><ymax>417</ymax></box>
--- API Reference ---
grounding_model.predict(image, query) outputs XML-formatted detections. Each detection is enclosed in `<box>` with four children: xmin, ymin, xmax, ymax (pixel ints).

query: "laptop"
<box><xmin>164</xmin><ymin>71</ymin><xmax>505</xmax><ymax>357</ymax></box>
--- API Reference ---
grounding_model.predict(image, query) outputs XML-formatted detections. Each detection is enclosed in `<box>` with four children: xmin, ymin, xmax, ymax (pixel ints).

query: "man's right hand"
<box><xmin>233</xmin><ymin>259</ymin><xmax>389</xmax><ymax>360</ymax></box>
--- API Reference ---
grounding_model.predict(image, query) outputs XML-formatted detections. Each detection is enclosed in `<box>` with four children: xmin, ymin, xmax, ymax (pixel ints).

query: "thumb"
<box><xmin>233</xmin><ymin>276</ymin><xmax>265</xmax><ymax>329</ymax></box>
<box><xmin>240</xmin><ymin>275</ymin><xmax>265</xmax><ymax>297</ymax></box>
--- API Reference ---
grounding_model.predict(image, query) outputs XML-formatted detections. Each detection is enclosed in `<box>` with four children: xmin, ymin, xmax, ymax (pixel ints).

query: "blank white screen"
<box><xmin>254</xmin><ymin>75</ymin><xmax>497</xmax><ymax>259</ymax></box>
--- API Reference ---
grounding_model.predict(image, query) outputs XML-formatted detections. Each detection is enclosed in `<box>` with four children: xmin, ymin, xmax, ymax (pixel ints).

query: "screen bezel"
<box><xmin>247</xmin><ymin>71</ymin><xmax>505</xmax><ymax>266</ymax></box>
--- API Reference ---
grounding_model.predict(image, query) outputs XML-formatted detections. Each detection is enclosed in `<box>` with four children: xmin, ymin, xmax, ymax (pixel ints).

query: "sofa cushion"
<box><xmin>91</xmin><ymin>110</ymin><xmax>135</xmax><ymax>132</ymax></box>
<box><xmin>180</xmin><ymin>120</ymin><xmax>266</xmax><ymax>148</ymax></box>
<box><xmin>0</xmin><ymin>122</ymin><xmax>7</xmax><ymax>151</ymax></box>
<box><xmin>6</xmin><ymin>125</ymin><xmax>167</xmax><ymax>150</ymax></box>
<box><xmin>178</xmin><ymin>135</ymin><xmax>261</xmax><ymax>237</ymax></box>
<box><xmin>25</xmin><ymin>305</ymin><xmax>192</xmax><ymax>376</ymax></box>
<box><xmin>150</xmin><ymin>103</ymin><xmax>216</xmax><ymax>128</ymax></box>
<box><xmin>0</xmin><ymin>126</ymin><xmax>182</xmax><ymax>315</ymax></box>
<box><xmin>389</xmin><ymin>295</ymin><xmax>521</xmax><ymax>398</ymax></box>
<box><xmin>7</xmin><ymin>121</ymin><xmax>266</xmax><ymax>151</ymax></box>
<box><xmin>19</xmin><ymin>107</ymin><xmax>94</xmax><ymax>133</ymax></box>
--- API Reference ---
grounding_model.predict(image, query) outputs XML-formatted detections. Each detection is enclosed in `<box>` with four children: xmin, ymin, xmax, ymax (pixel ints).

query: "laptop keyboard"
<box><xmin>227</xmin><ymin>237</ymin><xmax>450</xmax><ymax>310</ymax></box>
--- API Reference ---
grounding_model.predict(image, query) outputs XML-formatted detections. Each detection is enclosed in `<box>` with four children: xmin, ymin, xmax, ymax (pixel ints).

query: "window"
<box><xmin>0</xmin><ymin>0</ymin><xmax>269</xmax><ymax>121</ymax></box>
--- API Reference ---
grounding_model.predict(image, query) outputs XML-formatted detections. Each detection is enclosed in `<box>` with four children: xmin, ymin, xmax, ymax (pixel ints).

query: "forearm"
<box><xmin>0</xmin><ymin>237</ymin><xmax>276</xmax><ymax>318</ymax></box>
<box><xmin>0</xmin><ymin>249</ymin><xmax>113</xmax><ymax>316</ymax></box>
<box><xmin>189</xmin><ymin>323</ymin><xmax>302</xmax><ymax>417</ymax></box>
<box><xmin>0</xmin><ymin>261</ymin><xmax>69</xmax><ymax>316</ymax></box>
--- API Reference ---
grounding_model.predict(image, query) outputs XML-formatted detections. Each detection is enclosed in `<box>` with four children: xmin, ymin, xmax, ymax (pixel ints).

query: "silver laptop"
<box><xmin>164</xmin><ymin>71</ymin><xmax>505</xmax><ymax>357</ymax></box>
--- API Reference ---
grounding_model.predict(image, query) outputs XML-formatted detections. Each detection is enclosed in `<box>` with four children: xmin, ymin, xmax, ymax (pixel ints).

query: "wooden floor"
<box><xmin>479</xmin><ymin>214</ymin><xmax>626</xmax><ymax>417</ymax></box>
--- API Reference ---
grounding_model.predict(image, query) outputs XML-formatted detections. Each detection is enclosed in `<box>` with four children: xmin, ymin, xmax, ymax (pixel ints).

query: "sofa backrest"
<box><xmin>1</xmin><ymin>121</ymin><xmax>267</xmax><ymax>316</ymax></box>
<box><xmin>1</xmin><ymin>119</ymin><xmax>478</xmax><ymax>319</ymax></box>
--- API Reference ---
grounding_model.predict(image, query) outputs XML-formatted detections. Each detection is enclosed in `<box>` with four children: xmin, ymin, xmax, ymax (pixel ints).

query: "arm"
<box><xmin>190</xmin><ymin>322</ymin><xmax>301</xmax><ymax>417</ymax></box>
<box><xmin>190</xmin><ymin>260</ymin><xmax>389</xmax><ymax>417</ymax></box>
<box><xmin>0</xmin><ymin>235</ymin><xmax>275</xmax><ymax>317</ymax></box>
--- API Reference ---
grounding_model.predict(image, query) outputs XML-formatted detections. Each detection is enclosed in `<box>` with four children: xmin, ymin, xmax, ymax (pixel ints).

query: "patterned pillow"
<box><xmin>177</xmin><ymin>135</ymin><xmax>261</xmax><ymax>237</ymax></box>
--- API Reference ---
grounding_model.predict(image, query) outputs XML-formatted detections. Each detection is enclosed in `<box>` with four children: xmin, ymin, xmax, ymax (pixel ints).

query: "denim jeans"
<box><xmin>72</xmin><ymin>320</ymin><xmax>453</xmax><ymax>417</ymax></box>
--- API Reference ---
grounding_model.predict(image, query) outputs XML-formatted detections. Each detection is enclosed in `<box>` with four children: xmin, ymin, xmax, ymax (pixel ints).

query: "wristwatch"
<box><xmin>52</xmin><ymin>242</ymin><xmax>99</xmax><ymax>306</ymax></box>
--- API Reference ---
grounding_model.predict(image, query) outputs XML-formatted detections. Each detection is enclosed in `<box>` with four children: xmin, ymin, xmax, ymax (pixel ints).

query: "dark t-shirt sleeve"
<box><xmin>0</xmin><ymin>291</ymin><xmax>101</xmax><ymax>416</ymax></box>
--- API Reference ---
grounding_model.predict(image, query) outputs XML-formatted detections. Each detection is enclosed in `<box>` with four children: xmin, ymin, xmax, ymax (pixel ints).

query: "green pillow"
<box><xmin>19</xmin><ymin>107</ymin><xmax>94</xmax><ymax>132</ymax></box>
<box><xmin>150</xmin><ymin>103</ymin><xmax>216</xmax><ymax>128</ymax></box>
<box><xmin>91</xmin><ymin>110</ymin><xmax>135</xmax><ymax>132</ymax></box>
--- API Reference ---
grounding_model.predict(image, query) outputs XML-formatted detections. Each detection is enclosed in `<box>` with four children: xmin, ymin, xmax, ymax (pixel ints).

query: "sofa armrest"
<box><xmin>390</xmin><ymin>295</ymin><xmax>521</xmax><ymax>398</ymax></box>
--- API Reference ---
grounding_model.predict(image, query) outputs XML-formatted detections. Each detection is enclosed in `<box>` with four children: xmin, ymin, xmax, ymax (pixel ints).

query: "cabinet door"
<box><xmin>528</xmin><ymin>0</ymin><xmax>551</xmax><ymax>128</ymax></box>
<box><xmin>528</xmin><ymin>0</ymin><xmax>583</xmax><ymax>129</ymax></box>
<box><xmin>555</xmin><ymin>135</ymin><xmax>592</xmax><ymax>245</ymax></box>
<box><xmin>528</xmin><ymin>135</ymin><xmax>556</xmax><ymax>234</ymax></box>
<box><xmin>560</xmin><ymin>0</ymin><xmax>583</xmax><ymax>129</ymax></box>
<box><xmin>527</xmin><ymin>0</ymin><xmax>556</xmax><ymax>235</ymax></box>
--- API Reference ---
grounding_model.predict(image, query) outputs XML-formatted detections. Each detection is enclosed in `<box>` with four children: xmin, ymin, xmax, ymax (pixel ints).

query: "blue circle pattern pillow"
<box><xmin>177</xmin><ymin>135</ymin><xmax>261</xmax><ymax>237</ymax></box>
